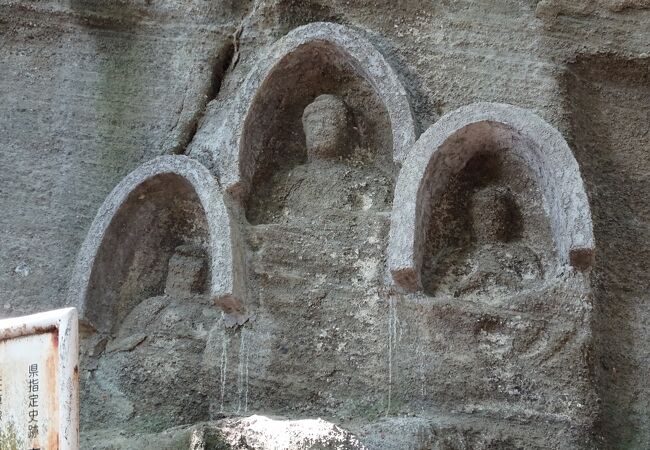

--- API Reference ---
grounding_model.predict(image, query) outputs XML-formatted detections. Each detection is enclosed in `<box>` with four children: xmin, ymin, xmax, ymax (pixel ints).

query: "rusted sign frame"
<box><xmin>0</xmin><ymin>308</ymin><xmax>79</xmax><ymax>450</ymax></box>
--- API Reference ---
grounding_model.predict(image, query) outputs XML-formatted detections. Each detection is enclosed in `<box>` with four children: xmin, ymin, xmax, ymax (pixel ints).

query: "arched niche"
<box><xmin>388</xmin><ymin>102</ymin><xmax>595</xmax><ymax>292</ymax></box>
<box><xmin>68</xmin><ymin>155</ymin><xmax>244</xmax><ymax>332</ymax></box>
<box><xmin>191</xmin><ymin>21</ymin><xmax>415</xmax><ymax>199</ymax></box>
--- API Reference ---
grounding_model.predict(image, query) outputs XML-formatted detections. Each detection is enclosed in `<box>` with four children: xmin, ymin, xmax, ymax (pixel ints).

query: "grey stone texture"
<box><xmin>164</xmin><ymin>245</ymin><xmax>208</xmax><ymax>297</ymax></box>
<box><xmin>388</xmin><ymin>102</ymin><xmax>595</xmax><ymax>293</ymax></box>
<box><xmin>67</xmin><ymin>155</ymin><xmax>244</xmax><ymax>331</ymax></box>
<box><xmin>1</xmin><ymin>1</ymin><xmax>649</xmax><ymax>449</ymax></box>
<box><xmin>302</xmin><ymin>94</ymin><xmax>352</xmax><ymax>161</ymax></box>
<box><xmin>187</xmin><ymin>21</ymin><xmax>416</xmax><ymax>198</ymax></box>
<box><xmin>470</xmin><ymin>186</ymin><xmax>517</xmax><ymax>244</ymax></box>
<box><xmin>564</xmin><ymin>54</ymin><xmax>650</xmax><ymax>449</ymax></box>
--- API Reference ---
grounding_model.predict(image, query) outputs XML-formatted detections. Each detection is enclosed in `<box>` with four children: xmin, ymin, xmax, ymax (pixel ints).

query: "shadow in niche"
<box><xmin>421</xmin><ymin>149</ymin><xmax>551</xmax><ymax>299</ymax></box>
<box><xmin>244</xmin><ymin>43</ymin><xmax>395</xmax><ymax>225</ymax></box>
<box><xmin>80</xmin><ymin>172</ymin><xmax>218</xmax><ymax>436</ymax></box>
<box><xmin>242</xmin><ymin>40</ymin><xmax>395</xmax><ymax>417</ymax></box>
<box><xmin>85</xmin><ymin>173</ymin><xmax>209</xmax><ymax>333</ymax></box>
<box><xmin>563</xmin><ymin>55</ymin><xmax>650</xmax><ymax>449</ymax></box>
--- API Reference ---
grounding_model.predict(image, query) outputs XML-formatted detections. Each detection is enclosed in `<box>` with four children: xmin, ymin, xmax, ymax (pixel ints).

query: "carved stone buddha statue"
<box><xmin>302</xmin><ymin>94</ymin><xmax>352</xmax><ymax>161</ymax></box>
<box><xmin>252</xmin><ymin>94</ymin><xmax>391</xmax><ymax>223</ymax></box>
<box><xmin>452</xmin><ymin>185</ymin><xmax>543</xmax><ymax>296</ymax></box>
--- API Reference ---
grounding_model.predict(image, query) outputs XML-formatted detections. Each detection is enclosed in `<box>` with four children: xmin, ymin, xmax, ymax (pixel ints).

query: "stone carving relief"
<box><xmin>231</xmin><ymin>23</ymin><xmax>408</xmax><ymax>416</ymax></box>
<box><xmin>187</xmin><ymin>21</ymin><xmax>416</xmax><ymax>197</ymax></box>
<box><xmin>68</xmin><ymin>23</ymin><xmax>599</xmax><ymax>449</ymax></box>
<box><xmin>68</xmin><ymin>155</ymin><xmax>244</xmax><ymax>330</ymax></box>
<box><xmin>67</xmin><ymin>155</ymin><xmax>244</xmax><ymax>430</ymax></box>
<box><xmin>388</xmin><ymin>102</ymin><xmax>595</xmax><ymax>293</ymax></box>
<box><xmin>69</xmin><ymin>21</ymin><xmax>418</xmax><ymax>438</ymax></box>
<box><xmin>246</xmin><ymin>92</ymin><xmax>393</xmax><ymax>224</ymax></box>
<box><xmin>381</xmin><ymin>104</ymin><xmax>596</xmax><ymax>442</ymax></box>
<box><xmin>420</xmin><ymin>151</ymin><xmax>550</xmax><ymax>299</ymax></box>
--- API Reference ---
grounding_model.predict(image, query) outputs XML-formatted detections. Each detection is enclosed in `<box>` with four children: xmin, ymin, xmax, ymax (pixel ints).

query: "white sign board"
<box><xmin>0</xmin><ymin>308</ymin><xmax>78</xmax><ymax>450</ymax></box>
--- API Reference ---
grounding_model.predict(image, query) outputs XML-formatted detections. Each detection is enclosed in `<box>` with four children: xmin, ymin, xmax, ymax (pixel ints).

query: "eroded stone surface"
<box><xmin>165</xmin><ymin>245</ymin><xmax>209</xmax><ymax>297</ymax></box>
<box><xmin>565</xmin><ymin>55</ymin><xmax>650</xmax><ymax>449</ymax></box>
<box><xmin>187</xmin><ymin>21</ymin><xmax>415</xmax><ymax>197</ymax></box>
<box><xmin>420</xmin><ymin>151</ymin><xmax>549</xmax><ymax>299</ymax></box>
<box><xmin>302</xmin><ymin>94</ymin><xmax>352</xmax><ymax>161</ymax></box>
<box><xmin>2</xmin><ymin>2</ymin><xmax>649</xmax><ymax>448</ymax></box>
<box><xmin>470</xmin><ymin>186</ymin><xmax>518</xmax><ymax>244</ymax></box>
<box><xmin>67</xmin><ymin>155</ymin><xmax>244</xmax><ymax>332</ymax></box>
<box><xmin>388</xmin><ymin>103</ymin><xmax>595</xmax><ymax>293</ymax></box>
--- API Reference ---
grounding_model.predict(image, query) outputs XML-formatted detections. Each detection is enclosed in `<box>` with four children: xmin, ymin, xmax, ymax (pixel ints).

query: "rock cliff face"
<box><xmin>1</xmin><ymin>1</ymin><xmax>649</xmax><ymax>449</ymax></box>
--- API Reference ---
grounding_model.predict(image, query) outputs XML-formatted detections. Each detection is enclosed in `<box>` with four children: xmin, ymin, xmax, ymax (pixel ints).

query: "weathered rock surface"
<box><xmin>302</xmin><ymin>94</ymin><xmax>352</xmax><ymax>161</ymax></box>
<box><xmin>1</xmin><ymin>1</ymin><xmax>649</xmax><ymax>449</ymax></box>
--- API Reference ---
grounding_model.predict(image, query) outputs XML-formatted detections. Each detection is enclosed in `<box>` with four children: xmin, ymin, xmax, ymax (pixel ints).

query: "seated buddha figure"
<box><xmin>452</xmin><ymin>185</ymin><xmax>543</xmax><ymax>297</ymax></box>
<box><xmin>249</xmin><ymin>94</ymin><xmax>392</xmax><ymax>223</ymax></box>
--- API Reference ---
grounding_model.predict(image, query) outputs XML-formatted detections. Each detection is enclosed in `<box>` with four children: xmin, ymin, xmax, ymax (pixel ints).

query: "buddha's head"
<box><xmin>469</xmin><ymin>186</ymin><xmax>518</xmax><ymax>244</ymax></box>
<box><xmin>302</xmin><ymin>94</ymin><xmax>351</xmax><ymax>161</ymax></box>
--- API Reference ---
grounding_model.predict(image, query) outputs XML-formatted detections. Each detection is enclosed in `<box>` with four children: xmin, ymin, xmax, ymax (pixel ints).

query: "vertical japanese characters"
<box><xmin>28</xmin><ymin>363</ymin><xmax>40</xmax><ymax>448</ymax></box>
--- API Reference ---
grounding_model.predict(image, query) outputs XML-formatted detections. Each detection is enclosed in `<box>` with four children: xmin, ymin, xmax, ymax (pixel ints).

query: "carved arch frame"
<box><xmin>191</xmin><ymin>21</ymin><xmax>416</xmax><ymax>198</ymax></box>
<box><xmin>67</xmin><ymin>155</ymin><xmax>244</xmax><ymax>327</ymax></box>
<box><xmin>388</xmin><ymin>102</ymin><xmax>595</xmax><ymax>292</ymax></box>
